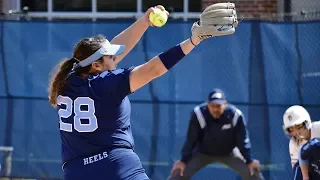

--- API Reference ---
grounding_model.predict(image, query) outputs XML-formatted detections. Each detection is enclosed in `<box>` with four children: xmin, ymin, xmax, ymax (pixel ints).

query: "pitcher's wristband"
<box><xmin>158</xmin><ymin>44</ymin><xmax>185</xmax><ymax>70</ymax></box>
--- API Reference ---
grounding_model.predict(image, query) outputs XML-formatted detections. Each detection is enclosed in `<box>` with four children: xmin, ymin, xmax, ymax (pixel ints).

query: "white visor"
<box><xmin>78</xmin><ymin>40</ymin><xmax>125</xmax><ymax>67</ymax></box>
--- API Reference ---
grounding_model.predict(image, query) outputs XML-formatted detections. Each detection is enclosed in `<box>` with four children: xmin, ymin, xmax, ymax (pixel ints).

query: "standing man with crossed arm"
<box><xmin>168</xmin><ymin>89</ymin><xmax>264</xmax><ymax>180</ymax></box>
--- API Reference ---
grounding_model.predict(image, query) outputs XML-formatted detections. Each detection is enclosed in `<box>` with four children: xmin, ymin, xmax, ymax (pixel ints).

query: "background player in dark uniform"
<box><xmin>299</xmin><ymin>138</ymin><xmax>320</xmax><ymax>180</ymax></box>
<box><xmin>168</xmin><ymin>89</ymin><xmax>264</xmax><ymax>180</ymax></box>
<box><xmin>47</xmin><ymin>4</ymin><xmax>239</xmax><ymax>180</ymax></box>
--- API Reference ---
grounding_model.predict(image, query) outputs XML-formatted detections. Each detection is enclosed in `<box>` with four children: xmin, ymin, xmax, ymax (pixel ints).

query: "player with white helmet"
<box><xmin>283</xmin><ymin>106</ymin><xmax>310</xmax><ymax>166</ymax></box>
<box><xmin>283</xmin><ymin>105</ymin><xmax>320</xmax><ymax>180</ymax></box>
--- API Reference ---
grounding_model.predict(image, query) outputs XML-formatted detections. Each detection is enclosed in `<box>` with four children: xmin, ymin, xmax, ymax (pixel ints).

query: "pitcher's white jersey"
<box><xmin>289</xmin><ymin>121</ymin><xmax>320</xmax><ymax>167</ymax></box>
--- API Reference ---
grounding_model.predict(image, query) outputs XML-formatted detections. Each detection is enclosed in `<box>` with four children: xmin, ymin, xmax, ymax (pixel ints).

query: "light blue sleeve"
<box><xmin>298</xmin><ymin>145</ymin><xmax>309</xmax><ymax>165</ymax></box>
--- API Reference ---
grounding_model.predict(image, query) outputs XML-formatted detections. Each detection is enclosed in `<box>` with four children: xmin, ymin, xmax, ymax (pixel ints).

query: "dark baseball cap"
<box><xmin>208</xmin><ymin>89</ymin><xmax>226</xmax><ymax>105</ymax></box>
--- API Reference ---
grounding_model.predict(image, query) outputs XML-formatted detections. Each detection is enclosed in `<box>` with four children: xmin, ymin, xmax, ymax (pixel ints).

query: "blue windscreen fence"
<box><xmin>0</xmin><ymin>20</ymin><xmax>319</xmax><ymax>180</ymax></box>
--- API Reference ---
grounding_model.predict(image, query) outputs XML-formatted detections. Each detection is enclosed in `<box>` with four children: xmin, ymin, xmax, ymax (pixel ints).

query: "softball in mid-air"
<box><xmin>149</xmin><ymin>8</ymin><xmax>168</xmax><ymax>27</ymax></box>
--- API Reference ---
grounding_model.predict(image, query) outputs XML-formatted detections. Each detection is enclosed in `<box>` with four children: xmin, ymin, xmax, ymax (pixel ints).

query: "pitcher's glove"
<box><xmin>191</xmin><ymin>2</ymin><xmax>238</xmax><ymax>40</ymax></box>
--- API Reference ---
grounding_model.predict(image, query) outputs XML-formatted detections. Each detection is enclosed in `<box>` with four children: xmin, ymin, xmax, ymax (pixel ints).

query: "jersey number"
<box><xmin>57</xmin><ymin>95</ymin><xmax>98</xmax><ymax>133</ymax></box>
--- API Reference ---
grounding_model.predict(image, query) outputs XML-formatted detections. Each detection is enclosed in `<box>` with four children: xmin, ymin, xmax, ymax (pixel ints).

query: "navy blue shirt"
<box><xmin>181</xmin><ymin>103</ymin><xmax>253</xmax><ymax>164</ymax></box>
<box><xmin>300</xmin><ymin>138</ymin><xmax>320</xmax><ymax>179</ymax></box>
<box><xmin>57</xmin><ymin>68</ymin><xmax>134</xmax><ymax>164</ymax></box>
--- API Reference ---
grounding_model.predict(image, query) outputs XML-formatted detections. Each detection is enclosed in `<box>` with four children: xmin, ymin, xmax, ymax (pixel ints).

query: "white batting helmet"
<box><xmin>283</xmin><ymin>105</ymin><xmax>312</xmax><ymax>136</ymax></box>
